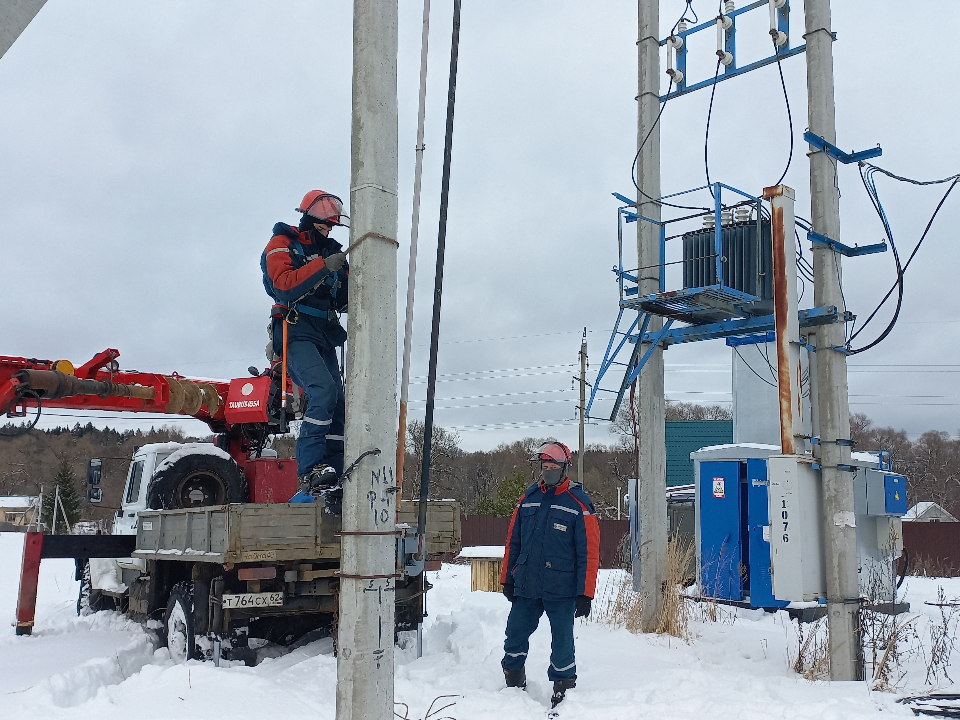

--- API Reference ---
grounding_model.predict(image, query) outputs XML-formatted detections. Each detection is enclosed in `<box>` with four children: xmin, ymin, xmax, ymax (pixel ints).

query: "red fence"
<box><xmin>902</xmin><ymin>522</ymin><xmax>960</xmax><ymax>575</ymax></box>
<box><xmin>460</xmin><ymin>515</ymin><xmax>630</xmax><ymax>569</ymax></box>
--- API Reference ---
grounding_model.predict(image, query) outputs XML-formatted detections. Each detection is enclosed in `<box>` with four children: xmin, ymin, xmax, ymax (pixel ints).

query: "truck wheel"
<box><xmin>164</xmin><ymin>582</ymin><xmax>196</xmax><ymax>663</ymax></box>
<box><xmin>147</xmin><ymin>453</ymin><xmax>247</xmax><ymax>509</ymax></box>
<box><xmin>77</xmin><ymin>560</ymin><xmax>114</xmax><ymax>616</ymax></box>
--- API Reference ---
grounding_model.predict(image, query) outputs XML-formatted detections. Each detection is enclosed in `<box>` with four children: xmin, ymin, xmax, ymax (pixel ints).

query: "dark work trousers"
<box><xmin>502</xmin><ymin>596</ymin><xmax>577</xmax><ymax>681</ymax></box>
<box><xmin>285</xmin><ymin>338</ymin><xmax>345</xmax><ymax>476</ymax></box>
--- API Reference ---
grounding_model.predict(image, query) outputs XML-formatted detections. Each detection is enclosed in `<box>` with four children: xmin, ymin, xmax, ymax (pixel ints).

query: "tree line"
<box><xmin>3</xmin><ymin>404</ymin><xmax>958</xmax><ymax>527</ymax></box>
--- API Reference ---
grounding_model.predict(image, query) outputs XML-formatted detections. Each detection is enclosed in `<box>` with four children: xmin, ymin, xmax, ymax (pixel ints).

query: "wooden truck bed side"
<box><xmin>134</xmin><ymin>499</ymin><xmax>461</xmax><ymax>563</ymax></box>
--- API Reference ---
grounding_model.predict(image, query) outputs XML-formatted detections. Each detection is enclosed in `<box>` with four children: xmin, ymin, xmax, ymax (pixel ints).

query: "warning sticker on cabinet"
<box><xmin>712</xmin><ymin>478</ymin><xmax>725</xmax><ymax>498</ymax></box>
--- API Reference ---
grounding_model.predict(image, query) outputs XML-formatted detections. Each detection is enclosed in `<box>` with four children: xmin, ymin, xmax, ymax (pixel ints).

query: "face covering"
<box><xmin>542</xmin><ymin>466</ymin><xmax>564</xmax><ymax>487</ymax></box>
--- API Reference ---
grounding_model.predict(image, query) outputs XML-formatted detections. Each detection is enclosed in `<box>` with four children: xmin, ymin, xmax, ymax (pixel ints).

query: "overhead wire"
<box><xmin>847</xmin><ymin>162</ymin><xmax>960</xmax><ymax>355</ymax></box>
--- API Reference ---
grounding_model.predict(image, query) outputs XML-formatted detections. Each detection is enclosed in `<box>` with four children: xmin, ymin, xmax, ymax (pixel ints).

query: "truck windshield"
<box><xmin>124</xmin><ymin>460</ymin><xmax>145</xmax><ymax>504</ymax></box>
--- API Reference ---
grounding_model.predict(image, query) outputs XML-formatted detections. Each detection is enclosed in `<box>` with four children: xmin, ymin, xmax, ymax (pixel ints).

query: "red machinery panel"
<box><xmin>246</xmin><ymin>457</ymin><xmax>299</xmax><ymax>504</ymax></box>
<box><xmin>225</xmin><ymin>377</ymin><xmax>272</xmax><ymax>424</ymax></box>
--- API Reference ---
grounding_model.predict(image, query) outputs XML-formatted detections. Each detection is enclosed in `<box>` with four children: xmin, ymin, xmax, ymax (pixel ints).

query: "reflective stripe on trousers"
<box><xmin>286</xmin><ymin>338</ymin><xmax>345</xmax><ymax>475</ymax></box>
<box><xmin>501</xmin><ymin>596</ymin><xmax>577</xmax><ymax>681</ymax></box>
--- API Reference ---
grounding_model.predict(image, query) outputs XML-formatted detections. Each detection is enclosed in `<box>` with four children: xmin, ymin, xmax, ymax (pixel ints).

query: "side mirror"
<box><xmin>88</xmin><ymin>487</ymin><xmax>103</xmax><ymax>503</ymax></box>
<box><xmin>87</xmin><ymin>458</ymin><xmax>102</xmax><ymax>486</ymax></box>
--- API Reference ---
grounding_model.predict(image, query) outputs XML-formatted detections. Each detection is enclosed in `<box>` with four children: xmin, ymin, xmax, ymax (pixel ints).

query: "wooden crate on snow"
<box><xmin>459</xmin><ymin>546</ymin><xmax>506</xmax><ymax>592</ymax></box>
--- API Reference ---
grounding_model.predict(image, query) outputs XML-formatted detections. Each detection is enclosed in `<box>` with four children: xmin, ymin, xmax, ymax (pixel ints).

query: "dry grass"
<box><xmin>790</xmin><ymin>617</ymin><xmax>830</xmax><ymax>680</ymax></box>
<box><xmin>925</xmin><ymin>586</ymin><xmax>960</xmax><ymax>686</ymax></box>
<box><xmin>594</xmin><ymin>535</ymin><xmax>694</xmax><ymax>641</ymax></box>
<box><xmin>654</xmin><ymin>536</ymin><xmax>695</xmax><ymax>641</ymax></box>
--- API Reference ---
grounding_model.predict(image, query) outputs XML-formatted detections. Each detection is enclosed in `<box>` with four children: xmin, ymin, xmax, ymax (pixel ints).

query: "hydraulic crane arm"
<box><xmin>0</xmin><ymin>349</ymin><xmax>229</xmax><ymax>430</ymax></box>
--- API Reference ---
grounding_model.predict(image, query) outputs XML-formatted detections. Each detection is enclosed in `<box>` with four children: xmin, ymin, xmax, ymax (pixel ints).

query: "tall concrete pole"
<box><xmin>636</xmin><ymin>0</ymin><xmax>667</xmax><ymax>632</ymax></box>
<box><xmin>338</xmin><ymin>1</ymin><xmax>399</xmax><ymax>717</ymax></box>
<box><xmin>803</xmin><ymin>0</ymin><xmax>861</xmax><ymax>681</ymax></box>
<box><xmin>0</xmin><ymin>0</ymin><xmax>47</xmax><ymax>61</ymax></box>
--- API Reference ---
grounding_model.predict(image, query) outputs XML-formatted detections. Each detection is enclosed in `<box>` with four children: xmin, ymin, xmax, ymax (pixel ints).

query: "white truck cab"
<box><xmin>113</xmin><ymin>443</ymin><xmax>182</xmax><ymax>536</ymax></box>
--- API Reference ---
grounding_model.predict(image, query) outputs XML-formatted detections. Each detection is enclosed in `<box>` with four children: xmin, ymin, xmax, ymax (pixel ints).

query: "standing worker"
<box><xmin>261</xmin><ymin>190</ymin><xmax>350</xmax><ymax>488</ymax></box>
<box><xmin>500</xmin><ymin>441</ymin><xmax>600</xmax><ymax>709</ymax></box>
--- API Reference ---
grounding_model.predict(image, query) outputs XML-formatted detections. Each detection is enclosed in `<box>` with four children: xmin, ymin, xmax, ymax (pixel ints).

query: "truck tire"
<box><xmin>77</xmin><ymin>560</ymin><xmax>115</xmax><ymax>616</ymax></box>
<box><xmin>163</xmin><ymin>581</ymin><xmax>196</xmax><ymax>663</ymax></box>
<box><xmin>146</xmin><ymin>453</ymin><xmax>247</xmax><ymax>509</ymax></box>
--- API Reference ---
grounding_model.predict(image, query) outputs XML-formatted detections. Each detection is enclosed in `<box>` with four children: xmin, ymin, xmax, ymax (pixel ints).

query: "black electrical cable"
<box><xmin>733</xmin><ymin>346</ymin><xmax>777</xmax><ymax>388</ymax></box>
<box><xmin>847</xmin><ymin>164</ymin><xmax>959</xmax><ymax>355</ymax></box>
<box><xmin>772</xmin><ymin>38</ymin><xmax>793</xmax><ymax>187</ymax></box>
<box><xmin>704</xmin><ymin>56</ymin><xmax>723</xmax><ymax>199</ymax></box>
<box><xmin>0</xmin><ymin>391</ymin><xmax>42</xmax><ymax>438</ymax></box>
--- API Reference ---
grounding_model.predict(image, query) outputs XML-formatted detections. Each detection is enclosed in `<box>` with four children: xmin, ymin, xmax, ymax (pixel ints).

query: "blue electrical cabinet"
<box><xmin>698</xmin><ymin>461</ymin><xmax>743</xmax><ymax>601</ymax></box>
<box><xmin>698</xmin><ymin>458</ymin><xmax>787</xmax><ymax>608</ymax></box>
<box><xmin>695</xmin><ymin>446</ymin><xmax>907</xmax><ymax>609</ymax></box>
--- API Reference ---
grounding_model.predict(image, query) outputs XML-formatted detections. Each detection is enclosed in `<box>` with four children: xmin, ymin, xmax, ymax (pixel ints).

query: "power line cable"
<box><xmin>848</xmin><ymin>163</ymin><xmax>959</xmax><ymax>354</ymax></box>
<box><xmin>772</xmin><ymin>37</ymin><xmax>793</xmax><ymax>187</ymax></box>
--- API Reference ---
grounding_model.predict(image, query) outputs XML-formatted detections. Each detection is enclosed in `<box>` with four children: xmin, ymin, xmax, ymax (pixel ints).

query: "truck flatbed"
<box><xmin>133</xmin><ymin>499</ymin><xmax>461</xmax><ymax>564</ymax></box>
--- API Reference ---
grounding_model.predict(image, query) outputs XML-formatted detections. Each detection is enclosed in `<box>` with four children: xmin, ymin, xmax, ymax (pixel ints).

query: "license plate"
<box><xmin>221</xmin><ymin>592</ymin><xmax>284</xmax><ymax>609</ymax></box>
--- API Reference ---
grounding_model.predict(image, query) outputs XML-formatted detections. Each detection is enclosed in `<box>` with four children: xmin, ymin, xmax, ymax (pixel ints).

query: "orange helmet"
<box><xmin>297</xmin><ymin>190</ymin><xmax>349</xmax><ymax>227</ymax></box>
<box><xmin>530</xmin><ymin>441</ymin><xmax>572</xmax><ymax>464</ymax></box>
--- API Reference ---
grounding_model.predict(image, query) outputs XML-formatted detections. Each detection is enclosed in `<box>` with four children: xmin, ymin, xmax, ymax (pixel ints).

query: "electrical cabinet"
<box><xmin>692</xmin><ymin>444</ymin><xmax>908</xmax><ymax>609</ymax></box>
<box><xmin>767</xmin><ymin>455</ymin><xmax>826</xmax><ymax>602</ymax></box>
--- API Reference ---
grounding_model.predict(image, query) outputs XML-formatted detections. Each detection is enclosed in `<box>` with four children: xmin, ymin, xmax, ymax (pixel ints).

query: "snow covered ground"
<box><xmin>2</xmin><ymin>531</ymin><xmax>959</xmax><ymax>719</ymax></box>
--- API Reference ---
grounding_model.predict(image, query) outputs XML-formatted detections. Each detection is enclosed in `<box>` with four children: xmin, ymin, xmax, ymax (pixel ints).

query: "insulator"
<box><xmin>666</xmin><ymin>68</ymin><xmax>685</xmax><ymax>85</ymax></box>
<box><xmin>718</xmin><ymin>50</ymin><xmax>734</xmax><ymax>66</ymax></box>
<box><xmin>771</xmin><ymin>30</ymin><xmax>788</xmax><ymax>47</ymax></box>
<box><xmin>677</xmin><ymin>20</ymin><xmax>688</xmax><ymax>33</ymax></box>
<box><xmin>735</xmin><ymin>207</ymin><xmax>751</xmax><ymax>223</ymax></box>
<box><xmin>721</xmin><ymin>15</ymin><xmax>733</xmax><ymax>31</ymax></box>
<box><xmin>725</xmin><ymin>1</ymin><xmax>735</xmax><ymax>12</ymax></box>
<box><xmin>721</xmin><ymin>209</ymin><xmax>734</xmax><ymax>225</ymax></box>
<box><xmin>702</xmin><ymin>214</ymin><xmax>716</xmax><ymax>228</ymax></box>
<box><xmin>666</xmin><ymin>34</ymin><xmax>684</xmax><ymax>50</ymax></box>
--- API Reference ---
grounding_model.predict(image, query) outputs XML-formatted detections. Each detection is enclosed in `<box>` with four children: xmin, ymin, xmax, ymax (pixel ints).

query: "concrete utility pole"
<box><xmin>803</xmin><ymin>0</ymin><xmax>862</xmax><ymax>681</ymax></box>
<box><xmin>0</xmin><ymin>0</ymin><xmax>47</xmax><ymax>61</ymax></box>
<box><xmin>338</xmin><ymin>0</ymin><xmax>400</xmax><ymax>717</ymax></box>
<box><xmin>636</xmin><ymin>0</ymin><xmax>667</xmax><ymax>632</ymax></box>
<box><xmin>577</xmin><ymin>328</ymin><xmax>587</xmax><ymax>486</ymax></box>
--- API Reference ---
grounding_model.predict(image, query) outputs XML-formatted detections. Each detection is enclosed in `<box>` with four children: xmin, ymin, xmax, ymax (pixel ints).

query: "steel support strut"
<box><xmin>15</xmin><ymin>532</ymin><xmax>43</xmax><ymax>636</ymax></box>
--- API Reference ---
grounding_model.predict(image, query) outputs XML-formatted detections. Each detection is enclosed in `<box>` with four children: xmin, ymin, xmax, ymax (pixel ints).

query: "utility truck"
<box><xmin>2</xmin><ymin>350</ymin><xmax>461</xmax><ymax>664</ymax></box>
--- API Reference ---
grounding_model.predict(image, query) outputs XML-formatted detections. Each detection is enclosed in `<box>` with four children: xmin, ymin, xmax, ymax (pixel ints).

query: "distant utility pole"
<box><xmin>577</xmin><ymin>328</ymin><xmax>587</xmax><ymax>486</ymax></box>
<box><xmin>636</xmin><ymin>0</ymin><xmax>667</xmax><ymax>633</ymax></box>
<box><xmin>804</xmin><ymin>0</ymin><xmax>862</xmax><ymax>681</ymax></box>
<box><xmin>339</xmin><ymin>0</ymin><xmax>399</xmax><ymax>718</ymax></box>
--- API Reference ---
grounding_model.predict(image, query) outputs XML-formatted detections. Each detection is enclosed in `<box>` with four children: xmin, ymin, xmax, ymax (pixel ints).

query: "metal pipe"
<box><xmin>804</xmin><ymin>0</ymin><xmax>862</xmax><ymax>682</ymax></box>
<box><xmin>764</xmin><ymin>184</ymin><xmax>801</xmax><ymax>455</ymax></box>
<box><xmin>338</xmin><ymin>0</ymin><xmax>400</xmax><ymax>715</ymax></box>
<box><xmin>398</xmin><ymin>0</ymin><xmax>432</xmax><ymax>495</ymax></box>
<box><xmin>418</xmin><ymin>0</ymin><xmax>461</xmax><ymax>539</ymax></box>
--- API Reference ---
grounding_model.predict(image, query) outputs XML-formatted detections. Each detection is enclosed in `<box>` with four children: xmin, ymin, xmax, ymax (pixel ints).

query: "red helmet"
<box><xmin>530</xmin><ymin>441</ymin><xmax>572</xmax><ymax>465</ymax></box>
<box><xmin>297</xmin><ymin>190</ymin><xmax>349</xmax><ymax>227</ymax></box>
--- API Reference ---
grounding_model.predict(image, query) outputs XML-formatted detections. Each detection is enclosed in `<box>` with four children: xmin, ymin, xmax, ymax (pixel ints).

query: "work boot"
<box><xmin>550</xmin><ymin>675</ymin><xmax>577</xmax><ymax>708</ymax></box>
<box><xmin>299</xmin><ymin>464</ymin><xmax>339</xmax><ymax>493</ymax></box>
<box><xmin>503</xmin><ymin>667</ymin><xmax>527</xmax><ymax>689</ymax></box>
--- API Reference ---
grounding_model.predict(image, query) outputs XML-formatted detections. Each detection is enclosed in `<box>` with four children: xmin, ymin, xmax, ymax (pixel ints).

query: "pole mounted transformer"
<box><xmin>339</xmin><ymin>1</ymin><xmax>400</xmax><ymax>718</ymax></box>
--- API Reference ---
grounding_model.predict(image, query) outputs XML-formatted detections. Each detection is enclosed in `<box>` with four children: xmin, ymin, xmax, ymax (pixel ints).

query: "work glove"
<box><xmin>502</xmin><ymin>582</ymin><xmax>516</xmax><ymax>602</ymax></box>
<box><xmin>323</xmin><ymin>252</ymin><xmax>347</xmax><ymax>272</ymax></box>
<box><xmin>575</xmin><ymin>595</ymin><xmax>592</xmax><ymax>618</ymax></box>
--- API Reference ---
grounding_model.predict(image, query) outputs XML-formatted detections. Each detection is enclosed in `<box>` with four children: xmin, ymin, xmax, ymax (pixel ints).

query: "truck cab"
<box><xmin>113</xmin><ymin>443</ymin><xmax>179</xmax><ymax>535</ymax></box>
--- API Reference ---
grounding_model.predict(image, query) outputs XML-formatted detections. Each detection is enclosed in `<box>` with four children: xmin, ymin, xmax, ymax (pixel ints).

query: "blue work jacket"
<box><xmin>501</xmin><ymin>477</ymin><xmax>600</xmax><ymax>599</ymax></box>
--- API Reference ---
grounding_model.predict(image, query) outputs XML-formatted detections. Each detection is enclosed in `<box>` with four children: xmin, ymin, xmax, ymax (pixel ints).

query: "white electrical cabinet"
<box><xmin>767</xmin><ymin>454</ymin><xmax>826</xmax><ymax>602</ymax></box>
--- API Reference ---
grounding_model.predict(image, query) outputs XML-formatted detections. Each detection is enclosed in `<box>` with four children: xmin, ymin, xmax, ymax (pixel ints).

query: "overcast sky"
<box><xmin>1</xmin><ymin>1</ymin><xmax>958</xmax><ymax>452</ymax></box>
